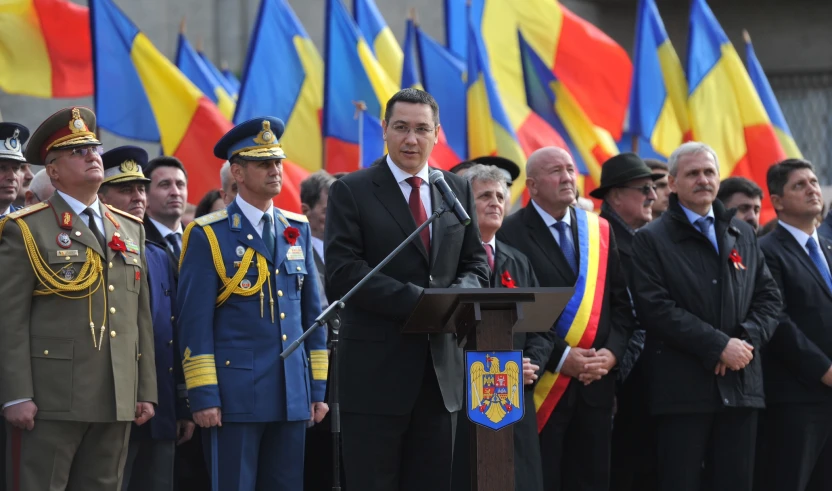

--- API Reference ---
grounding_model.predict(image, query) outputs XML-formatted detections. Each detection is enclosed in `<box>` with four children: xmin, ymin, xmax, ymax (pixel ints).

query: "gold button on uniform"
<box><xmin>108</xmin><ymin>285</ymin><xmax>114</xmax><ymax>292</ymax></box>
<box><xmin>43</xmin><ymin>350</ymin><xmax>48</xmax><ymax>356</ymax></box>
<box><xmin>275</xmin><ymin>269</ymin><xmax>279</xmax><ymax>275</ymax></box>
<box><xmin>225</xmin><ymin>360</ymin><xmax>231</xmax><ymax>366</ymax></box>
<box><xmin>169</xmin><ymin>367</ymin><xmax>173</xmax><ymax>373</ymax></box>
<box><xmin>247</xmin><ymin>234</ymin><xmax>254</xmax><ymax>240</ymax></box>
<box><xmin>280</xmin><ymin>313</ymin><xmax>286</xmax><ymax>320</ymax></box>
<box><xmin>282</xmin><ymin>334</ymin><xmax>287</xmax><ymax>341</ymax></box>
<box><xmin>110</xmin><ymin>331</ymin><xmax>117</xmax><ymax>338</ymax></box>
<box><xmin>109</xmin><ymin>262</ymin><xmax>113</xmax><ymax>269</ymax></box>
<box><xmin>296</xmin><ymin>266</ymin><xmax>301</xmax><ymax>271</ymax></box>
<box><xmin>168</xmin><ymin>340</ymin><xmax>174</xmax><ymax>346</ymax></box>
<box><xmin>109</xmin><ymin>307</ymin><xmax>116</xmax><ymax>314</ymax></box>
<box><xmin>277</xmin><ymin>290</ymin><xmax>283</xmax><ymax>297</ymax></box>
<box><xmin>170</xmin><ymin>316</ymin><xmax>175</xmax><ymax>322</ymax></box>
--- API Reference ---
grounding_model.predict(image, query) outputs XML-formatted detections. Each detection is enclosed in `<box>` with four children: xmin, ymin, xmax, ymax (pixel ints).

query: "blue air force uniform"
<box><xmin>177</xmin><ymin>117</ymin><xmax>327</xmax><ymax>491</ymax></box>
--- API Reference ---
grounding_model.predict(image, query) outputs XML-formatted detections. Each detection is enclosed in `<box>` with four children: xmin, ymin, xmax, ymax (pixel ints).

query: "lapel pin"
<box><xmin>247</xmin><ymin>234</ymin><xmax>253</xmax><ymax>240</ymax></box>
<box><xmin>75</xmin><ymin>231</ymin><xmax>82</xmax><ymax>237</ymax></box>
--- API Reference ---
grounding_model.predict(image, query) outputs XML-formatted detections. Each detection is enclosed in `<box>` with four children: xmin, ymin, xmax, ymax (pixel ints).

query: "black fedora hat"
<box><xmin>449</xmin><ymin>156</ymin><xmax>521</xmax><ymax>186</ymax></box>
<box><xmin>589</xmin><ymin>153</ymin><xmax>665</xmax><ymax>199</ymax></box>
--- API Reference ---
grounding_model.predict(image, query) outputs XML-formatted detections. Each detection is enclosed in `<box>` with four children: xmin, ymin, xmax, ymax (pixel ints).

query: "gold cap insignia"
<box><xmin>120</xmin><ymin>160</ymin><xmax>139</xmax><ymax>174</ymax></box>
<box><xmin>68</xmin><ymin>108</ymin><xmax>89</xmax><ymax>134</ymax></box>
<box><xmin>253</xmin><ymin>120</ymin><xmax>277</xmax><ymax>145</ymax></box>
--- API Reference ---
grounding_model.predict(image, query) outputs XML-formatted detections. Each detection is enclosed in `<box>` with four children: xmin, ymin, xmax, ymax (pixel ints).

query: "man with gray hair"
<box><xmin>451</xmin><ymin>163</ymin><xmax>555</xmax><ymax>491</ymax></box>
<box><xmin>218</xmin><ymin>160</ymin><xmax>237</xmax><ymax>205</ymax></box>
<box><xmin>630</xmin><ymin>141</ymin><xmax>781</xmax><ymax>491</ymax></box>
<box><xmin>24</xmin><ymin>168</ymin><xmax>55</xmax><ymax>206</ymax></box>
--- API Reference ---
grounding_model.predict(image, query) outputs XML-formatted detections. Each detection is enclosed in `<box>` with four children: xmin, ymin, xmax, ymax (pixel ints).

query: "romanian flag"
<box><xmin>175</xmin><ymin>30</ymin><xmax>236</xmax><ymax>121</ymax></box>
<box><xmin>415</xmin><ymin>25</ymin><xmax>468</xmax><ymax>164</ymax></box>
<box><xmin>687</xmin><ymin>0</ymin><xmax>785</xmax><ymax>221</ymax></box>
<box><xmin>520</xmin><ymin>33</ymin><xmax>618</xmax><ymax>194</ymax></box>
<box><xmin>468</xmin><ymin>2</ymin><xmax>569</xmax><ymax>177</ymax></box>
<box><xmin>354</xmin><ymin>0</ymin><xmax>403</xmax><ymax>85</ymax></box>
<box><xmin>467</xmin><ymin>15</ymin><xmax>535</xmax><ymax>205</ymax></box>
<box><xmin>235</xmin><ymin>0</ymin><xmax>323</xmax><ymax>174</ymax></box>
<box><xmin>480</xmin><ymin>0</ymin><xmax>631</xmax><ymax>139</ymax></box>
<box><xmin>199</xmin><ymin>51</ymin><xmax>238</xmax><ymax>101</ymax></box>
<box><xmin>743</xmin><ymin>30</ymin><xmax>802</xmax><ymax>159</ymax></box>
<box><xmin>402</xmin><ymin>19</ymin><xmax>461</xmax><ymax>170</ymax></box>
<box><xmin>627</xmin><ymin>0</ymin><xmax>689</xmax><ymax>158</ymax></box>
<box><xmin>323</xmin><ymin>0</ymin><xmax>398</xmax><ymax>174</ymax></box>
<box><xmin>221</xmin><ymin>66</ymin><xmax>241</xmax><ymax>95</ymax></box>
<box><xmin>0</xmin><ymin>0</ymin><xmax>92</xmax><ymax>98</ymax></box>
<box><xmin>444</xmin><ymin>0</ymin><xmax>467</xmax><ymax>60</ymax></box>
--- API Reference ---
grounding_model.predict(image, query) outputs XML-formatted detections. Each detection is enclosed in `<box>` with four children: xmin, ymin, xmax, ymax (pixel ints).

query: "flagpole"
<box><xmin>352</xmin><ymin>100</ymin><xmax>367</xmax><ymax>169</ymax></box>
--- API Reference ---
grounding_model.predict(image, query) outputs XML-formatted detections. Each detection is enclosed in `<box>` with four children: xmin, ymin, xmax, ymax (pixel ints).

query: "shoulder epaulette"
<box><xmin>7</xmin><ymin>202</ymin><xmax>50</xmax><ymax>220</ymax></box>
<box><xmin>278</xmin><ymin>209</ymin><xmax>308</xmax><ymax>223</ymax></box>
<box><xmin>194</xmin><ymin>209</ymin><xmax>228</xmax><ymax>226</ymax></box>
<box><xmin>105</xmin><ymin>204</ymin><xmax>143</xmax><ymax>223</ymax></box>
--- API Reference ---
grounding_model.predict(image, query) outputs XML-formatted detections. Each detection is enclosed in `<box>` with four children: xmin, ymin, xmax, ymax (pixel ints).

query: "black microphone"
<box><xmin>429</xmin><ymin>169</ymin><xmax>471</xmax><ymax>226</ymax></box>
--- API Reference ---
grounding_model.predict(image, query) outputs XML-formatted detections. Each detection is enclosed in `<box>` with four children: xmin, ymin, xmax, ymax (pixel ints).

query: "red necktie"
<box><xmin>406</xmin><ymin>176</ymin><xmax>430</xmax><ymax>255</ymax></box>
<box><xmin>483</xmin><ymin>243</ymin><xmax>495</xmax><ymax>271</ymax></box>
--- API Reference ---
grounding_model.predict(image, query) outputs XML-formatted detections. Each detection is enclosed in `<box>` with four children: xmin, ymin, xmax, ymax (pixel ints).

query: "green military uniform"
<box><xmin>0</xmin><ymin>107</ymin><xmax>157</xmax><ymax>491</ymax></box>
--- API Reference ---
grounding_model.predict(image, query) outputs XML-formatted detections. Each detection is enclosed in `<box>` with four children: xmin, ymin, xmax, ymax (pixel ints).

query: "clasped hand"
<box><xmin>715</xmin><ymin>338</ymin><xmax>754</xmax><ymax>376</ymax></box>
<box><xmin>560</xmin><ymin>348</ymin><xmax>617</xmax><ymax>385</ymax></box>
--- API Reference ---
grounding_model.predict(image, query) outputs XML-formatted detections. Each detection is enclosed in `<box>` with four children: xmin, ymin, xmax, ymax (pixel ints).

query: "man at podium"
<box><xmin>324</xmin><ymin>89</ymin><xmax>490</xmax><ymax>491</ymax></box>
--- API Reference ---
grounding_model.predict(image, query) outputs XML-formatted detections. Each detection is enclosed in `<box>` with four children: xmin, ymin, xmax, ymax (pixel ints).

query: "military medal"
<box><xmin>286</xmin><ymin>245</ymin><xmax>304</xmax><ymax>261</ymax></box>
<box><xmin>60</xmin><ymin>265</ymin><xmax>76</xmax><ymax>280</ymax></box>
<box><xmin>240</xmin><ymin>279</ymin><xmax>252</xmax><ymax>289</ymax></box>
<box><xmin>124</xmin><ymin>238</ymin><xmax>140</xmax><ymax>254</ymax></box>
<box><xmin>56</xmin><ymin>232</ymin><xmax>72</xmax><ymax>248</ymax></box>
<box><xmin>236</xmin><ymin>245</ymin><xmax>245</xmax><ymax>257</ymax></box>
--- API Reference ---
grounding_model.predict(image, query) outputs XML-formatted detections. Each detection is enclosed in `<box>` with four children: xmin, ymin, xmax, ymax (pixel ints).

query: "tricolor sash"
<box><xmin>533</xmin><ymin>208</ymin><xmax>611</xmax><ymax>432</ymax></box>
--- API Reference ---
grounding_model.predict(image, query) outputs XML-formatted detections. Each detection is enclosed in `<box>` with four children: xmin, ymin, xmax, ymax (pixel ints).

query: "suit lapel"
<box><xmin>716</xmin><ymin>219</ymin><xmax>737</xmax><ymax>268</ymax></box>
<box><xmin>492</xmin><ymin>243</ymin><xmax>510</xmax><ymax>288</ymax></box>
<box><xmin>371</xmin><ymin>162</ymin><xmax>429</xmax><ymax>263</ymax></box>
<box><xmin>273</xmin><ymin>208</ymin><xmax>289</xmax><ymax>268</ymax></box>
<box><xmin>429</xmin><ymin>178</ymin><xmax>451</xmax><ymax>269</ymax></box>
<box><xmin>523</xmin><ymin>203</ymin><xmax>575</xmax><ymax>282</ymax></box>
<box><xmin>230</xmin><ymin>202</ymin><xmax>272</xmax><ymax>264</ymax></box>
<box><xmin>100</xmin><ymin>204</ymin><xmax>120</xmax><ymax>262</ymax></box>
<box><xmin>777</xmin><ymin>226</ymin><xmax>832</xmax><ymax>299</ymax></box>
<box><xmin>50</xmin><ymin>193</ymin><xmax>104</xmax><ymax>257</ymax></box>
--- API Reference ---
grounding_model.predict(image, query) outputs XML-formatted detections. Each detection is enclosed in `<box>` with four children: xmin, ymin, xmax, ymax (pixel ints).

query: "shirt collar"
<box><xmin>679</xmin><ymin>202</ymin><xmax>715</xmax><ymax>226</ymax></box>
<box><xmin>483</xmin><ymin>236</ymin><xmax>496</xmax><ymax>251</ymax></box>
<box><xmin>386</xmin><ymin>155</ymin><xmax>430</xmax><ymax>185</ymax></box>
<box><xmin>148</xmin><ymin>216</ymin><xmax>182</xmax><ymax>237</ymax></box>
<box><xmin>0</xmin><ymin>206</ymin><xmax>10</xmax><ymax>217</ymax></box>
<box><xmin>531</xmin><ymin>199</ymin><xmax>571</xmax><ymax>228</ymax></box>
<box><xmin>235</xmin><ymin>195</ymin><xmax>274</xmax><ymax>228</ymax></box>
<box><xmin>57</xmin><ymin>190</ymin><xmax>101</xmax><ymax>218</ymax></box>
<box><xmin>778</xmin><ymin>220</ymin><xmax>818</xmax><ymax>249</ymax></box>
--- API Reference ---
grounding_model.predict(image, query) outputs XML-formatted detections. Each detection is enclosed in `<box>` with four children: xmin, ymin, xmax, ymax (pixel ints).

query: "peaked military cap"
<box><xmin>25</xmin><ymin>107</ymin><xmax>102</xmax><ymax>167</ymax></box>
<box><xmin>101</xmin><ymin>146</ymin><xmax>150</xmax><ymax>185</ymax></box>
<box><xmin>214</xmin><ymin>117</ymin><xmax>286</xmax><ymax>161</ymax></box>
<box><xmin>450</xmin><ymin>156</ymin><xmax>521</xmax><ymax>186</ymax></box>
<box><xmin>0</xmin><ymin>122</ymin><xmax>30</xmax><ymax>163</ymax></box>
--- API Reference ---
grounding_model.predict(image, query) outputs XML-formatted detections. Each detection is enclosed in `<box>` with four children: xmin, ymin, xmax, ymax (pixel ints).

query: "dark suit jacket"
<box><xmin>760</xmin><ymin>225</ymin><xmax>832</xmax><ymax>405</ymax></box>
<box><xmin>312</xmin><ymin>247</ymin><xmax>327</xmax><ymax>308</ymax></box>
<box><xmin>144</xmin><ymin>216</ymin><xmax>179</xmax><ymax>275</ymax></box>
<box><xmin>497</xmin><ymin>204</ymin><xmax>634</xmax><ymax>407</ymax></box>
<box><xmin>324</xmin><ymin>158</ymin><xmax>490</xmax><ymax>415</ymax></box>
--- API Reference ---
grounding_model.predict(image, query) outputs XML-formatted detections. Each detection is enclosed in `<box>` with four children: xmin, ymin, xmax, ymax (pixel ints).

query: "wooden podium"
<box><xmin>402</xmin><ymin>287</ymin><xmax>574</xmax><ymax>491</ymax></box>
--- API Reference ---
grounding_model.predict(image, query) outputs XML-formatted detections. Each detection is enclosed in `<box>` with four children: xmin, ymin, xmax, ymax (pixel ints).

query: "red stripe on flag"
<box><xmin>516</xmin><ymin>112</ymin><xmax>568</xmax><ymax>157</ymax></box>
<box><xmin>536</xmin><ymin>375</ymin><xmax>570</xmax><ymax>433</ymax></box>
<box><xmin>732</xmin><ymin>123</ymin><xmax>786</xmax><ymax>225</ymax></box>
<box><xmin>325</xmin><ymin>138</ymin><xmax>360</xmax><ymax>174</ymax></box>
<box><xmin>33</xmin><ymin>0</ymin><xmax>93</xmax><ymax>97</ymax></box>
<box><xmin>172</xmin><ymin>97</ymin><xmax>233</xmax><ymax>206</ymax></box>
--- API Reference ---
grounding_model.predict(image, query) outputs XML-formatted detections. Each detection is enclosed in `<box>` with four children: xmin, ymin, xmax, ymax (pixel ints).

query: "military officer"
<box><xmin>0</xmin><ymin>122</ymin><xmax>29</xmax><ymax>218</ymax></box>
<box><xmin>177</xmin><ymin>116</ymin><xmax>328</xmax><ymax>491</ymax></box>
<box><xmin>97</xmin><ymin>146</ymin><xmax>193</xmax><ymax>491</ymax></box>
<box><xmin>0</xmin><ymin>107</ymin><xmax>157</xmax><ymax>491</ymax></box>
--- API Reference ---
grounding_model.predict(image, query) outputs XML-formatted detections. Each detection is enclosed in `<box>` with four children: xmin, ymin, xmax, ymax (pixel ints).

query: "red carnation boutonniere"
<box><xmin>284</xmin><ymin>227</ymin><xmax>300</xmax><ymax>246</ymax></box>
<box><xmin>108</xmin><ymin>235</ymin><xmax>126</xmax><ymax>253</ymax></box>
<box><xmin>729</xmin><ymin>248</ymin><xmax>746</xmax><ymax>270</ymax></box>
<box><xmin>501</xmin><ymin>270</ymin><xmax>517</xmax><ymax>289</ymax></box>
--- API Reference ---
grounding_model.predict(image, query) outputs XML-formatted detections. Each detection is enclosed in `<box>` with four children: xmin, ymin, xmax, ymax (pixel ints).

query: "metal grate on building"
<box><xmin>770</xmin><ymin>72</ymin><xmax>832</xmax><ymax>185</ymax></box>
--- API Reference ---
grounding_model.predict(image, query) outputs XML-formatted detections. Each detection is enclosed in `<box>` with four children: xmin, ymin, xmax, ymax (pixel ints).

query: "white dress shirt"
<box><xmin>386</xmin><ymin>155</ymin><xmax>433</xmax><ymax>239</ymax></box>
<box><xmin>235</xmin><ymin>195</ymin><xmax>275</xmax><ymax>239</ymax></box>
<box><xmin>779</xmin><ymin>221</ymin><xmax>831</xmax><ymax>272</ymax></box>
<box><xmin>531</xmin><ymin>199</ymin><xmax>573</xmax><ymax>373</ymax></box>
<box><xmin>148</xmin><ymin>216</ymin><xmax>184</xmax><ymax>255</ymax></box>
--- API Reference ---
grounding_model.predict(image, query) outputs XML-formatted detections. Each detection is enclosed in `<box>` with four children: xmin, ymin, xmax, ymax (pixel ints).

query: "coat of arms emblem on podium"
<box><xmin>466</xmin><ymin>351</ymin><xmax>524</xmax><ymax>430</ymax></box>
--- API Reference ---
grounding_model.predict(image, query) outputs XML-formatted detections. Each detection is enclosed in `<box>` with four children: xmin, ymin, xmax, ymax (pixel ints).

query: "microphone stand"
<box><xmin>281</xmin><ymin>204</ymin><xmax>451</xmax><ymax>491</ymax></box>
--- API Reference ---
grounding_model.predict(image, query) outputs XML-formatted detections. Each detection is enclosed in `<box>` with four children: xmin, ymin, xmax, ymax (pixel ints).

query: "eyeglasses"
<box><xmin>619</xmin><ymin>184</ymin><xmax>658</xmax><ymax>196</ymax></box>
<box><xmin>48</xmin><ymin>145</ymin><xmax>104</xmax><ymax>165</ymax></box>
<box><xmin>389</xmin><ymin>123</ymin><xmax>435</xmax><ymax>137</ymax></box>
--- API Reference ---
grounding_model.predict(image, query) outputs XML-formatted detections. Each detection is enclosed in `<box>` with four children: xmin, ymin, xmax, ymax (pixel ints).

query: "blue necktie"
<box><xmin>806</xmin><ymin>237</ymin><xmax>832</xmax><ymax>293</ymax></box>
<box><xmin>554</xmin><ymin>221</ymin><xmax>578</xmax><ymax>276</ymax></box>
<box><xmin>262</xmin><ymin>213</ymin><xmax>276</xmax><ymax>259</ymax></box>
<box><xmin>695</xmin><ymin>216</ymin><xmax>718</xmax><ymax>253</ymax></box>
